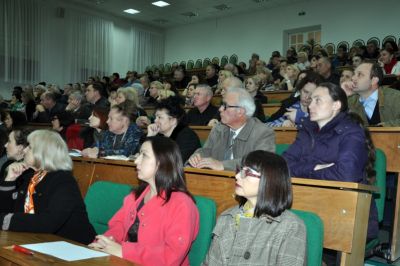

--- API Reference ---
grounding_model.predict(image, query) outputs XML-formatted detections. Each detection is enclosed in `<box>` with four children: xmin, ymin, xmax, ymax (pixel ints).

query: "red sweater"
<box><xmin>104</xmin><ymin>186</ymin><xmax>199</xmax><ymax>265</ymax></box>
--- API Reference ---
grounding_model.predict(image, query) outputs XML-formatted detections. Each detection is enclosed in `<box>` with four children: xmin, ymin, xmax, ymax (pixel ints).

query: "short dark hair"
<box><xmin>135</xmin><ymin>136</ymin><xmax>194</xmax><ymax>204</ymax></box>
<box><xmin>9</xmin><ymin>111</ymin><xmax>28</xmax><ymax>129</ymax></box>
<box><xmin>155</xmin><ymin>97</ymin><xmax>186</xmax><ymax>125</ymax></box>
<box><xmin>295</xmin><ymin>71</ymin><xmax>324</xmax><ymax>92</ymax></box>
<box><xmin>13</xmin><ymin>127</ymin><xmax>32</xmax><ymax>147</ymax></box>
<box><xmin>318</xmin><ymin>82</ymin><xmax>348</xmax><ymax>112</ymax></box>
<box><xmin>238</xmin><ymin>151</ymin><xmax>292</xmax><ymax>218</ymax></box>
<box><xmin>91</xmin><ymin>82</ymin><xmax>106</xmax><ymax>96</ymax></box>
<box><xmin>363</xmin><ymin>61</ymin><xmax>384</xmax><ymax>86</ymax></box>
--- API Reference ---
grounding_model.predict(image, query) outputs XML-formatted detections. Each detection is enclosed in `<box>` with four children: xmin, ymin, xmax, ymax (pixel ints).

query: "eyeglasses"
<box><xmin>236</xmin><ymin>166</ymin><xmax>261</xmax><ymax>179</ymax></box>
<box><xmin>220</xmin><ymin>102</ymin><xmax>242</xmax><ymax>111</ymax></box>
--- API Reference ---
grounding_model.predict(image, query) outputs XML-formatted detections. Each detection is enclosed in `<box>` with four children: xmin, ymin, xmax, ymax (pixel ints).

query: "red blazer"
<box><xmin>104</xmin><ymin>186</ymin><xmax>199</xmax><ymax>265</ymax></box>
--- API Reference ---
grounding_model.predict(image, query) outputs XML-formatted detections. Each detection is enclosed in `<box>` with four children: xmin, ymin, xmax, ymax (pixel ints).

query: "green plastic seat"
<box><xmin>189</xmin><ymin>196</ymin><xmax>217</xmax><ymax>266</ymax></box>
<box><xmin>365</xmin><ymin>149</ymin><xmax>387</xmax><ymax>254</ymax></box>
<box><xmin>291</xmin><ymin>209</ymin><xmax>324</xmax><ymax>266</ymax></box>
<box><xmin>276</xmin><ymin>143</ymin><xmax>290</xmax><ymax>155</ymax></box>
<box><xmin>84</xmin><ymin>181</ymin><xmax>133</xmax><ymax>234</ymax></box>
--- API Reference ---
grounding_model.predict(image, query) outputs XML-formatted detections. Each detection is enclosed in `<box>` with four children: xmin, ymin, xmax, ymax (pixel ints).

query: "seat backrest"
<box><xmin>374</xmin><ymin>148</ymin><xmax>387</xmax><ymax>222</ymax></box>
<box><xmin>276</xmin><ymin>143</ymin><xmax>290</xmax><ymax>155</ymax></box>
<box><xmin>84</xmin><ymin>181</ymin><xmax>133</xmax><ymax>234</ymax></box>
<box><xmin>189</xmin><ymin>195</ymin><xmax>217</xmax><ymax>266</ymax></box>
<box><xmin>291</xmin><ymin>209</ymin><xmax>324</xmax><ymax>266</ymax></box>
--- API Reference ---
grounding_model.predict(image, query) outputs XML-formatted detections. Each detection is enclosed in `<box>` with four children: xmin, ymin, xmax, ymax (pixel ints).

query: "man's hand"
<box><xmin>195</xmin><ymin>157</ymin><xmax>224</xmax><ymax>170</ymax></box>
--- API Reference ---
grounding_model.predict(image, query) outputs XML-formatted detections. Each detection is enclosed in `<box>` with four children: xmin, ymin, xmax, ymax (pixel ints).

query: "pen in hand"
<box><xmin>12</xmin><ymin>245</ymin><xmax>34</xmax><ymax>255</ymax></box>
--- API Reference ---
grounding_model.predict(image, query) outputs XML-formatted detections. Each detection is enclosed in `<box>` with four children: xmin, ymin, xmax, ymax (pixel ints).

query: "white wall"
<box><xmin>164</xmin><ymin>0</ymin><xmax>400</xmax><ymax>64</ymax></box>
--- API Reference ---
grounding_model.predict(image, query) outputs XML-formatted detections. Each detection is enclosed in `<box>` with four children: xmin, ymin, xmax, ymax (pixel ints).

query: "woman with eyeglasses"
<box><xmin>203</xmin><ymin>150</ymin><xmax>306</xmax><ymax>265</ymax></box>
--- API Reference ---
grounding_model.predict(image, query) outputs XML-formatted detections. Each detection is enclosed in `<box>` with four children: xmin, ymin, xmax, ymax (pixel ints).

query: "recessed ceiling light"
<box><xmin>123</xmin><ymin>9</ymin><xmax>140</xmax><ymax>14</ymax></box>
<box><xmin>152</xmin><ymin>1</ymin><xmax>170</xmax><ymax>7</ymax></box>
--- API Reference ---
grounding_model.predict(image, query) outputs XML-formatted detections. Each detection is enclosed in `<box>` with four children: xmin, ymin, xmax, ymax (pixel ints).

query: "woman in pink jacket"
<box><xmin>89</xmin><ymin>136</ymin><xmax>199</xmax><ymax>265</ymax></box>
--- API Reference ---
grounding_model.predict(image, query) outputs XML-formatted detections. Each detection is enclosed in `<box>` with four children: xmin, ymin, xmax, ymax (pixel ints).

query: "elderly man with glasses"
<box><xmin>188</xmin><ymin>87</ymin><xmax>275</xmax><ymax>171</ymax></box>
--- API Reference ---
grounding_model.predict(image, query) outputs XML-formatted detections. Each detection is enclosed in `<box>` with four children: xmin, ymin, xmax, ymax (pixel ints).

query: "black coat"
<box><xmin>0</xmin><ymin>170</ymin><xmax>96</xmax><ymax>244</ymax></box>
<box><xmin>169</xmin><ymin>124</ymin><xmax>201</xmax><ymax>162</ymax></box>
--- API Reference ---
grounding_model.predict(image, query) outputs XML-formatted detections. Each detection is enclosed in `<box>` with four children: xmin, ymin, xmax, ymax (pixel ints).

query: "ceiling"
<box><xmin>66</xmin><ymin>0</ymin><xmax>310</xmax><ymax>29</ymax></box>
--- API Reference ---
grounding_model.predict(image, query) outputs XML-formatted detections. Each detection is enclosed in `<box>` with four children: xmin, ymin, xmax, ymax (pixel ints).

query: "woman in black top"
<box><xmin>0</xmin><ymin>129</ymin><xmax>96</xmax><ymax>244</ymax></box>
<box><xmin>146</xmin><ymin>97</ymin><xmax>201</xmax><ymax>161</ymax></box>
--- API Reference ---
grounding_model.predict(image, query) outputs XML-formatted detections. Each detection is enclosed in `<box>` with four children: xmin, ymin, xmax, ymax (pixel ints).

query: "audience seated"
<box><xmin>364</xmin><ymin>41</ymin><xmax>380</xmax><ymax>59</ymax></box>
<box><xmin>344</xmin><ymin>62</ymin><xmax>400</xmax><ymax>126</ymax></box>
<box><xmin>2</xmin><ymin>111</ymin><xmax>27</xmax><ymax>132</ymax></box>
<box><xmin>280</xmin><ymin>64</ymin><xmax>300</xmax><ymax>91</ymax></box>
<box><xmin>113</xmin><ymin>87</ymin><xmax>147</xmax><ymax>118</ymax></box>
<box><xmin>81</xmin><ymin>106</ymin><xmax>109</xmax><ymax>149</ymax></box>
<box><xmin>203</xmin><ymin>150</ymin><xmax>306</xmax><ymax>265</ymax></box>
<box><xmin>145</xmin><ymin>81</ymin><xmax>164</xmax><ymax>106</ymax></box>
<box><xmin>82</xmin><ymin>101</ymin><xmax>142</xmax><ymax>158</ymax></box>
<box><xmin>21</xmin><ymin>91</ymin><xmax>36</xmax><ymax>122</ymax></box>
<box><xmin>339</xmin><ymin>67</ymin><xmax>354</xmax><ymax>84</ymax></box>
<box><xmin>173</xmin><ymin>66</ymin><xmax>190</xmax><ymax>89</ymax></box>
<box><xmin>85</xmin><ymin>82</ymin><xmax>109</xmax><ymax>110</ymax></box>
<box><xmin>183</xmin><ymin>83</ymin><xmax>196</xmax><ymax>107</ymax></box>
<box><xmin>282</xmin><ymin>82</ymin><xmax>378</xmax><ymax>239</ymax></box>
<box><xmin>0</xmin><ymin>128</ymin><xmax>31</xmax><ymax>213</ymax></box>
<box><xmin>10</xmin><ymin>91</ymin><xmax>24</xmax><ymax>112</ymax></box>
<box><xmin>188</xmin><ymin>87</ymin><xmax>275</xmax><ymax>171</ymax></box>
<box><xmin>205</xmin><ymin>64</ymin><xmax>219</xmax><ymax>89</ymax></box>
<box><xmin>309</xmin><ymin>55</ymin><xmax>319</xmax><ymax>72</ymax></box>
<box><xmin>146</xmin><ymin>98</ymin><xmax>200</xmax><ymax>162</ymax></box>
<box><xmin>352</xmin><ymin>54</ymin><xmax>363</xmax><ymax>68</ymax></box>
<box><xmin>296</xmin><ymin>51</ymin><xmax>311</xmax><ymax>71</ymax></box>
<box><xmin>214</xmin><ymin>70</ymin><xmax>233</xmax><ymax>95</ymax></box>
<box><xmin>0</xmin><ymin>128</ymin><xmax>9</xmax><ymax>171</ymax></box>
<box><xmin>244</xmin><ymin>75</ymin><xmax>267</xmax><ymax>122</ymax></box>
<box><xmin>89</xmin><ymin>136</ymin><xmax>199</xmax><ymax>265</ymax></box>
<box><xmin>0</xmin><ymin>130</ymin><xmax>96</xmax><ymax>244</ymax></box>
<box><xmin>266</xmin><ymin>71</ymin><xmax>323</xmax><ymax>127</ymax></box>
<box><xmin>187</xmin><ymin>84</ymin><xmax>219</xmax><ymax>126</ymax></box>
<box><xmin>317</xmin><ymin>56</ymin><xmax>340</xmax><ymax>85</ymax></box>
<box><xmin>379</xmin><ymin>48</ymin><xmax>400</xmax><ymax>75</ymax></box>
<box><xmin>332</xmin><ymin>44</ymin><xmax>350</xmax><ymax>68</ymax></box>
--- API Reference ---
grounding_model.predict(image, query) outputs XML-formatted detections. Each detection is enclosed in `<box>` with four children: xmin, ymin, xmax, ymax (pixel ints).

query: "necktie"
<box><xmin>224</xmin><ymin>130</ymin><xmax>236</xmax><ymax>160</ymax></box>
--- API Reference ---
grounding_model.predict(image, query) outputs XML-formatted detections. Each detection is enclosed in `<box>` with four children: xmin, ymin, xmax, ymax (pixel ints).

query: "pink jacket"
<box><xmin>104</xmin><ymin>186</ymin><xmax>199</xmax><ymax>265</ymax></box>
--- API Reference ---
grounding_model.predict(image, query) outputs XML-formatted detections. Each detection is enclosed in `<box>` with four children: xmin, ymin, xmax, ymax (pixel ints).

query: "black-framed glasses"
<box><xmin>236</xmin><ymin>166</ymin><xmax>261</xmax><ymax>179</ymax></box>
<box><xmin>220</xmin><ymin>102</ymin><xmax>242</xmax><ymax>111</ymax></box>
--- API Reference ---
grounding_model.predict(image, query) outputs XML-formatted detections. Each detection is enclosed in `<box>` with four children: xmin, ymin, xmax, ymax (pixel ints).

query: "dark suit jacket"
<box><xmin>169</xmin><ymin>124</ymin><xmax>201</xmax><ymax>162</ymax></box>
<box><xmin>0</xmin><ymin>170</ymin><xmax>96</xmax><ymax>244</ymax></box>
<box><xmin>35</xmin><ymin>102</ymin><xmax>66</xmax><ymax>123</ymax></box>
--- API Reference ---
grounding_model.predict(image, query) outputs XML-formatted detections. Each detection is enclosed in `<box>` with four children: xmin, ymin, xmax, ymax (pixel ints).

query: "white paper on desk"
<box><xmin>21</xmin><ymin>241</ymin><xmax>108</xmax><ymax>261</ymax></box>
<box><xmin>102</xmin><ymin>155</ymin><xmax>130</xmax><ymax>160</ymax></box>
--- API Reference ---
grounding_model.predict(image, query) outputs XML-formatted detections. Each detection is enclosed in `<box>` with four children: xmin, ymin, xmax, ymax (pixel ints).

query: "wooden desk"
<box><xmin>0</xmin><ymin>231</ymin><xmax>136</xmax><ymax>265</ymax></box>
<box><xmin>72</xmin><ymin>158</ymin><xmax>375</xmax><ymax>265</ymax></box>
<box><xmin>262</xmin><ymin>90</ymin><xmax>292</xmax><ymax>102</ymax></box>
<box><xmin>262</xmin><ymin>103</ymin><xmax>281</xmax><ymax>117</ymax></box>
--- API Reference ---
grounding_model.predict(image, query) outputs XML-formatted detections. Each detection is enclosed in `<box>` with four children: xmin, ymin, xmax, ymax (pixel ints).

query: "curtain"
<box><xmin>66</xmin><ymin>12</ymin><xmax>113</xmax><ymax>83</ymax></box>
<box><xmin>0</xmin><ymin>0</ymin><xmax>45</xmax><ymax>83</ymax></box>
<box><xmin>132</xmin><ymin>27</ymin><xmax>164</xmax><ymax>72</ymax></box>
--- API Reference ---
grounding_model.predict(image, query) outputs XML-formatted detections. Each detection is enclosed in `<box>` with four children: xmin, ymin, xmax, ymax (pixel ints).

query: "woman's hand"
<box><xmin>81</xmin><ymin>147</ymin><xmax>99</xmax><ymax>158</ymax></box>
<box><xmin>136</xmin><ymin>116</ymin><xmax>150</xmax><ymax>129</ymax></box>
<box><xmin>89</xmin><ymin>235</ymin><xmax>122</xmax><ymax>257</ymax></box>
<box><xmin>147</xmin><ymin>123</ymin><xmax>160</xmax><ymax>137</ymax></box>
<box><xmin>284</xmin><ymin>108</ymin><xmax>297</xmax><ymax>123</ymax></box>
<box><xmin>207</xmin><ymin>119</ymin><xmax>219</xmax><ymax>127</ymax></box>
<box><xmin>35</xmin><ymin>104</ymin><xmax>45</xmax><ymax>112</ymax></box>
<box><xmin>5</xmin><ymin>162</ymin><xmax>28</xmax><ymax>181</ymax></box>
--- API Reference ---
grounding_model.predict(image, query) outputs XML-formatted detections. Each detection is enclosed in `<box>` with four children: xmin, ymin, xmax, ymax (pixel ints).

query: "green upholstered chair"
<box><xmin>291</xmin><ymin>209</ymin><xmax>324</xmax><ymax>266</ymax></box>
<box><xmin>365</xmin><ymin>149</ymin><xmax>387</xmax><ymax>257</ymax></box>
<box><xmin>276</xmin><ymin>143</ymin><xmax>290</xmax><ymax>155</ymax></box>
<box><xmin>189</xmin><ymin>196</ymin><xmax>217</xmax><ymax>266</ymax></box>
<box><xmin>84</xmin><ymin>181</ymin><xmax>133</xmax><ymax>234</ymax></box>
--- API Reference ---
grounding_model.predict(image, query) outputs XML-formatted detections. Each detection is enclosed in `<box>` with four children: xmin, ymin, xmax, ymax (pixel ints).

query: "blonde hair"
<box><xmin>27</xmin><ymin>130</ymin><xmax>72</xmax><ymax>171</ymax></box>
<box><xmin>150</xmin><ymin>81</ymin><xmax>164</xmax><ymax>91</ymax></box>
<box><xmin>117</xmin><ymin>87</ymin><xmax>140</xmax><ymax>107</ymax></box>
<box><xmin>158</xmin><ymin>89</ymin><xmax>175</xmax><ymax>100</ymax></box>
<box><xmin>218</xmin><ymin>70</ymin><xmax>233</xmax><ymax>80</ymax></box>
<box><xmin>245</xmin><ymin>75</ymin><xmax>263</xmax><ymax>90</ymax></box>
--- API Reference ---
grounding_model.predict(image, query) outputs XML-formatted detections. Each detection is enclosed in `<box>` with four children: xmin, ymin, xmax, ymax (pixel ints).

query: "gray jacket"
<box><xmin>203</xmin><ymin>206</ymin><xmax>307</xmax><ymax>266</ymax></box>
<box><xmin>194</xmin><ymin>117</ymin><xmax>275</xmax><ymax>170</ymax></box>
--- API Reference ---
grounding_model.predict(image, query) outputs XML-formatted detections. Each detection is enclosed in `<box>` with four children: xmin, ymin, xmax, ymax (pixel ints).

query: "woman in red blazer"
<box><xmin>89</xmin><ymin>136</ymin><xmax>199</xmax><ymax>265</ymax></box>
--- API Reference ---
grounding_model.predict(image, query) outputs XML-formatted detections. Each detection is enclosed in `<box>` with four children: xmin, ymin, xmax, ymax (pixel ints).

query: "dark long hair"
<box><xmin>319</xmin><ymin>82</ymin><xmax>348</xmax><ymax>112</ymax></box>
<box><xmin>237</xmin><ymin>150</ymin><xmax>292</xmax><ymax>218</ymax></box>
<box><xmin>135</xmin><ymin>136</ymin><xmax>194</xmax><ymax>203</ymax></box>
